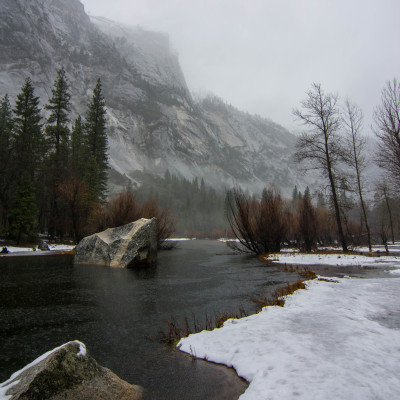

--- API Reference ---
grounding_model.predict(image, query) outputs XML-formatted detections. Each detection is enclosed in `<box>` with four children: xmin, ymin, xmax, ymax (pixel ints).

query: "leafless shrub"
<box><xmin>101</xmin><ymin>191</ymin><xmax>176</xmax><ymax>249</ymax></box>
<box><xmin>140</xmin><ymin>199</ymin><xmax>177</xmax><ymax>249</ymax></box>
<box><xmin>102</xmin><ymin>190</ymin><xmax>141</xmax><ymax>228</ymax></box>
<box><xmin>226</xmin><ymin>186</ymin><xmax>290</xmax><ymax>254</ymax></box>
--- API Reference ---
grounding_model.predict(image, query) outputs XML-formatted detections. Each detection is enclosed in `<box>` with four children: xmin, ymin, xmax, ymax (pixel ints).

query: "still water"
<box><xmin>0</xmin><ymin>240</ymin><xmax>300</xmax><ymax>399</ymax></box>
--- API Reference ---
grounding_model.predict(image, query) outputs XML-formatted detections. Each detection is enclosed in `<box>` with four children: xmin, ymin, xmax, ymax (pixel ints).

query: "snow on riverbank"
<box><xmin>265</xmin><ymin>252</ymin><xmax>400</xmax><ymax>268</ymax></box>
<box><xmin>1</xmin><ymin>244</ymin><xmax>75</xmax><ymax>254</ymax></box>
<box><xmin>178</xmin><ymin>253</ymin><xmax>400</xmax><ymax>399</ymax></box>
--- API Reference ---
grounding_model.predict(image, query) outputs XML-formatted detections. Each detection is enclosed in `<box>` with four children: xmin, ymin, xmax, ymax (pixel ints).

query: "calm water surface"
<box><xmin>0</xmin><ymin>240</ymin><xmax>301</xmax><ymax>399</ymax></box>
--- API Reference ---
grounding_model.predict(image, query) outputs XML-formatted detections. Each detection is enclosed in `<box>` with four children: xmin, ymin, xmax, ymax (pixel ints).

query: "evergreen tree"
<box><xmin>0</xmin><ymin>95</ymin><xmax>13</xmax><ymax>231</ymax></box>
<box><xmin>10</xmin><ymin>173</ymin><xmax>38</xmax><ymax>244</ymax></box>
<box><xmin>12</xmin><ymin>78</ymin><xmax>45</xmax><ymax>182</ymax></box>
<box><xmin>292</xmin><ymin>185</ymin><xmax>299</xmax><ymax>204</ymax></box>
<box><xmin>84</xmin><ymin>78</ymin><xmax>108</xmax><ymax>201</ymax></box>
<box><xmin>45</xmin><ymin>66</ymin><xmax>71</xmax><ymax>167</ymax></box>
<box><xmin>45</xmin><ymin>67</ymin><xmax>72</xmax><ymax>237</ymax></box>
<box><xmin>70</xmin><ymin>115</ymin><xmax>86</xmax><ymax>178</ymax></box>
<box><xmin>297</xmin><ymin>191</ymin><xmax>317</xmax><ymax>252</ymax></box>
<box><xmin>317</xmin><ymin>192</ymin><xmax>326</xmax><ymax>209</ymax></box>
<box><xmin>304</xmin><ymin>186</ymin><xmax>311</xmax><ymax>201</ymax></box>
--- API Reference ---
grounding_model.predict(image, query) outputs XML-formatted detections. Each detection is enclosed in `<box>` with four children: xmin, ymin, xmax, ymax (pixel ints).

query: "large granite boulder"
<box><xmin>74</xmin><ymin>218</ymin><xmax>157</xmax><ymax>267</ymax></box>
<box><xmin>0</xmin><ymin>341</ymin><xmax>143</xmax><ymax>400</ymax></box>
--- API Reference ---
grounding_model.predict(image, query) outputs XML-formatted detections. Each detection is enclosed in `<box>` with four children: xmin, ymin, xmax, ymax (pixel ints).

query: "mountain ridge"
<box><xmin>0</xmin><ymin>0</ymin><xmax>310</xmax><ymax>194</ymax></box>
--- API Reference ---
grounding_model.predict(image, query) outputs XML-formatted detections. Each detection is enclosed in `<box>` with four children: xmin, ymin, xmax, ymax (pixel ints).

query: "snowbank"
<box><xmin>179</xmin><ymin>260</ymin><xmax>400</xmax><ymax>399</ymax></box>
<box><xmin>1</xmin><ymin>244</ymin><xmax>75</xmax><ymax>254</ymax></box>
<box><xmin>265</xmin><ymin>252</ymin><xmax>400</xmax><ymax>268</ymax></box>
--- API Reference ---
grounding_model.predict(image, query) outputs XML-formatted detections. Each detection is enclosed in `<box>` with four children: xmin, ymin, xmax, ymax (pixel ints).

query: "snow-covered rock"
<box><xmin>0</xmin><ymin>341</ymin><xmax>143</xmax><ymax>400</ymax></box>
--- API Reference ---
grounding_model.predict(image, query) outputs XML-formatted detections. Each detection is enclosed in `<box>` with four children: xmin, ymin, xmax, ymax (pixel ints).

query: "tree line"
<box><xmin>227</xmin><ymin>79</ymin><xmax>400</xmax><ymax>254</ymax></box>
<box><xmin>134</xmin><ymin>171</ymin><xmax>229</xmax><ymax>238</ymax></box>
<box><xmin>0</xmin><ymin>68</ymin><xmax>108</xmax><ymax>243</ymax></box>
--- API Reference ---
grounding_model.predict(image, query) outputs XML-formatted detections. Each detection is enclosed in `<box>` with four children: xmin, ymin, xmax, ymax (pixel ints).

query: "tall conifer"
<box><xmin>45</xmin><ymin>66</ymin><xmax>71</xmax><ymax>166</ymax></box>
<box><xmin>0</xmin><ymin>94</ymin><xmax>13</xmax><ymax>230</ymax></box>
<box><xmin>45</xmin><ymin>67</ymin><xmax>72</xmax><ymax>237</ymax></box>
<box><xmin>70</xmin><ymin>115</ymin><xmax>86</xmax><ymax>178</ymax></box>
<box><xmin>12</xmin><ymin>78</ymin><xmax>44</xmax><ymax>181</ymax></box>
<box><xmin>11</xmin><ymin>79</ymin><xmax>44</xmax><ymax>240</ymax></box>
<box><xmin>84</xmin><ymin>78</ymin><xmax>109</xmax><ymax>201</ymax></box>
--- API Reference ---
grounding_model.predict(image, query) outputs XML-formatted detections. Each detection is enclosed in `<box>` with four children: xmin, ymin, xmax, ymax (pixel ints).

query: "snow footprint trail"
<box><xmin>178</xmin><ymin>277</ymin><xmax>400</xmax><ymax>400</ymax></box>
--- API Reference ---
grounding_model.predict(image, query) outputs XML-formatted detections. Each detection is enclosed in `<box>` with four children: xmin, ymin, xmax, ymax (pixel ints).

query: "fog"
<box><xmin>80</xmin><ymin>0</ymin><xmax>400</xmax><ymax>133</ymax></box>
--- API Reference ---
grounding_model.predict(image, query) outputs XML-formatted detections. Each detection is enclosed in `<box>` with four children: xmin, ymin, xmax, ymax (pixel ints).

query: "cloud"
<box><xmin>81</xmin><ymin>0</ymin><xmax>400</xmax><ymax>131</ymax></box>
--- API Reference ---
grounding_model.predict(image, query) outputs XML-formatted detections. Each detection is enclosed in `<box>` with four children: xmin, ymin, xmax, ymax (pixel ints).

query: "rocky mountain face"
<box><xmin>0</xmin><ymin>0</ymin><xmax>308</xmax><ymax>194</ymax></box>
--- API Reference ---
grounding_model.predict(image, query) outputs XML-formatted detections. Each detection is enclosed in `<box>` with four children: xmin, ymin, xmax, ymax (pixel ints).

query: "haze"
<box><xmin>80</xmin><ymin>0</ymin><xmax>400</xmax><ymax>133</ymax></box>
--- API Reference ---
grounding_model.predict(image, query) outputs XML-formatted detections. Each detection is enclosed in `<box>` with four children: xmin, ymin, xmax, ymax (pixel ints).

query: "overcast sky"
<box><xmin>80</xmin><ymin>0</ymin><xmax>400</xmax><ymax>133</ymax></box>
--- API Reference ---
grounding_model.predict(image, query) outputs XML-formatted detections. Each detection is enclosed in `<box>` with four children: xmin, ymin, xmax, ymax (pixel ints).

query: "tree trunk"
<box><xmin>327</xmin><ymin>167</ymin><xmax>347</xmax><ymax>251</ymax></box>
<box><xmin>383</xmin><ymin>190</ymin><xmax>395</xmax><ymax>244</ymax></box>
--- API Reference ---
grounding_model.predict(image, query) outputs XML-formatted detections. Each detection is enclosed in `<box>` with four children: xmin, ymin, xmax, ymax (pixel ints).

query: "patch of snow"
<box><xmin>1</xmin><ymin>245</ymin><xmax>75</xmax><ymax>254</ymax></box>
<box><xmin>165</xmin><ymin>238</ymin><xmax>192</xmax><ymax>241</ymax></box>
<box><xmin>388</xmin><ymin>269</ymin><xmax>400</xmax><ymax>275</ymax></box>
<box><xmin>178</xmin><ymin>275</ymin><xmax>400</xmax><ymax>399</ymax></box>
<box><xmin>3</xmin><ymin>246</ymin><xmax>36</xmax><ymax>253</ymax></box>
<box><xmin>76</xmin><ymin>341</ymin><xmax>87</xmax><ymax>357</ymax></box>
<box><xmin>265</xmin><ymin>252</ymin><xmax>400</xmax><ymax>267</ymax></box>
<box><xmin>48</xmin><ymin>244</ymin><xmax>75</xmax><ymax>251</ymax></box>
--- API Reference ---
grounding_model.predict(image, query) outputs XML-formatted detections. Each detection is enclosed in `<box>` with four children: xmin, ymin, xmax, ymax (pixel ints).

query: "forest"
<box><xmin>0</xmin><ymin>72</ymin><xmax>399</xmax><ymax>252</ymax></box>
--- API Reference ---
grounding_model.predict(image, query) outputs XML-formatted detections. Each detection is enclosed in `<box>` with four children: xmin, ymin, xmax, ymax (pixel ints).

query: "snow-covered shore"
<box><xmin>0</xmin><ymin>244</ymin><xmax>75</xmax><ymax>255</ymax></box>
<box><xmin>264</xmin><ymin>251</ymin><xmax>400</xmax><ymax>267</ymax></box>
<box><xmin>178</xmin><ymin>251</ymin><xmax>400</xmax><ymax>399</ymax></box>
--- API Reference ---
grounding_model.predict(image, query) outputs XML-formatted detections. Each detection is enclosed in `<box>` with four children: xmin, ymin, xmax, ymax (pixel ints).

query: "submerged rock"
<box><xmin>74</xmin><ymin>218</ymin><xmax>157</xmax><ymax>267</ymax></box>
<box><xmin>0</xmin><ymin>341</ymin><xmax>143</xmax><ymax>400</ymax></box>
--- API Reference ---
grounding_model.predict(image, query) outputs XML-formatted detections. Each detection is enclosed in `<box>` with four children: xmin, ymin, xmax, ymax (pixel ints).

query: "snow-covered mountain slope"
<box><xmin>0</xmin><ymin>0</ymin><xmax>311</xmax><ymax>194</ymax></box>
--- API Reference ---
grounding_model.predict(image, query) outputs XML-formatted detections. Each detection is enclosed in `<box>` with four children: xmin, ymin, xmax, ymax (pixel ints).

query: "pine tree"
<box><xmin>10</xmin><ymin>173</ymin><xmax>38</xmax><ymax>244</ymax></box>
<box><xmin>12</xmin><ymin>79</ymin><xmax>47</xmax><ymax>238</ymax></box>
<box><xmin>45</xmin><ymin>67</ymin><xmax>72</xmax><ymax>237</ymax></box>
<box><xmin>45</xmin><ymin>66</ymin><xmax>71</xmax><ymax>167</ymax></box>
<box><xmin>297</xmin><ymin>191</ymin><xmax>317</xmax><ymax>252</ymax></box>
<box><xmin>317</xmin><ymin>192</ymin><xmax>326</xmax><ymax>209</ymax></box>
<box><xmin>0</xmin><ymin>94</ymin><xmax>13</xmax><ymax>231</ymax></box>
<box><xmin>12</xmin><ymin>78</ymin><xmax>45</xmax><ymax>182</ymax></box>
<box><xmin>84</xmin><ymin>78</ymin><xmax>109</xmax><ymax>201</ymax></box>
<box><xmin>70</xmin><ymin>115</ymin><xmax>86</xmax><ymax>178</ymax></box>
<box><xmin>292</xmin><ymin>186</ymin><xmax>299</xmax><ymax>204</ymax></box>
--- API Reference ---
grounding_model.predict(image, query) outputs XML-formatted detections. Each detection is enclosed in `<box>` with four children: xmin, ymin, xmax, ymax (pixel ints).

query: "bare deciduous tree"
<box><xmin>293</xmin><ymin>83</ymin><xmax>348</xmax><ymax>251</ymax></box>
<box><xmin>343</xmin><ymin>99</ymin><xmax>372</xmax><ymax>253</ymax></box>
<box><xmin>375</xmin><ymin>182</ymin><xmax>395</xmax><ymax>244</ymax></box>
<box><xmin>373</xmin><ymin>78</ymin><xmax>400</xmax><ymax>191</ymax></box>
<box><xmin>140</xmin><ymin>199</ymin><xmax>177</xmax><ymax>249</ymax></box>
<box><xmin>101</xmin><ymin>191</ymin><xmax>176</xmax><ymax>249</ymax></box>
<box><xmin>226</xmin><ymin>186</ymin><xmax>289</xmax><ymax>254</ymax></box>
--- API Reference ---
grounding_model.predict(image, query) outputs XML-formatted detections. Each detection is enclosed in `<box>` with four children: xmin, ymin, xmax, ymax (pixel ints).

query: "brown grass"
<box><xmin>251</xmin><ymin>278</ymin><xmax>313</xmax><ymax>312</ymax></box>
<box><xmin>159</xmin><ymin>270</ymin><xmax>319</xmax><ymax>345</ymax></box>
<box><xmin>159</xmin><ymin>310</ymin><xmax>247</xmax><ymax>345</ymax></box>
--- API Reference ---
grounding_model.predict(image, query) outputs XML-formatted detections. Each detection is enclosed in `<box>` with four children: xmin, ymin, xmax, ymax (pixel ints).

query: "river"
<box><xmin>0</xmin><ymin>240</ymin><xmax>301</xmax><ymax>399</ymax></box>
